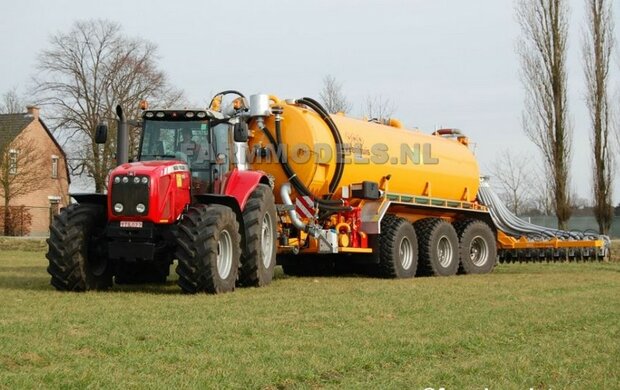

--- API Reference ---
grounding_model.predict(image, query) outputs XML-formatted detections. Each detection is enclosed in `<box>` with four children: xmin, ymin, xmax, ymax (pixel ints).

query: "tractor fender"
<box><xmin>221</xmin><ymin>169</ymin><xmax>271</xmax><ymax>210</ymax></box>
<box><xmin>70</xmin><ymin>193</ymin><xmax>107</xmax><ymax>208</ymax></box>
<box><xmin>194</xmin><ymin>170</ymin><xmax>270</xmax><ymax>255</ymax></box>
<box><xmin>194</xmin><ymin>194</ymin><xmax>248</xmax><ymax>254</ymax></box>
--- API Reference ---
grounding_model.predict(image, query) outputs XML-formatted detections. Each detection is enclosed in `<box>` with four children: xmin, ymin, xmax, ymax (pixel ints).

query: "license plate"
<box><xmin>120</xmin><ymin>221</ymin><xmax>143</xmax><ymax>228</ymax></box>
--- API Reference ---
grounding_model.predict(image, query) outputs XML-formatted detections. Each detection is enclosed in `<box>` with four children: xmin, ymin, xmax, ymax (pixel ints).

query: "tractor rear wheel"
<box><xmin>454</xmin><ymin>219</ymin><xmax>497</xmax><ymax>274</ymax></box>
<box><xmin>176</xmin><ymin>204</ymin><xmax>240</xmax><ymax>294</ymax></box>
<box><xmin>46</xmin><ymin>203</ymin><xmax>112</xmax><ymax>291</ymax></box>
<box><xmin>414</xmin><ymin>218</ymin><xmax>459</xmax><ymax>276</ymax></box>
<box><xmin>375</xmin><ymin>214</ymin><xmax>418</xmax><ymax>278</ymax></box>
<box><xmin>238</xmin><ymin>184</ymin><xmax>277</xmax><ymax>287</ymax></box>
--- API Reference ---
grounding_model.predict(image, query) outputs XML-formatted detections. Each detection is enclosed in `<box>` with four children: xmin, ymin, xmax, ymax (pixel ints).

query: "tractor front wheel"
<box><xmin>176</xmin><ymin>204</ymin><xmax>241</xmax><ymax>294</ymax></box>
<box><xmin>46</xmin><ymin>204</ymin><xmax>112</xmax><ymax>291</ymax></box>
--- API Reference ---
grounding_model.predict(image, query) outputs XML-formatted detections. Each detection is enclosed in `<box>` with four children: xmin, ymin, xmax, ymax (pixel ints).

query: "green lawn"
<box><xmin>0</xmin><ymin>248</ymin><xmax>618</xmax><ymax>389</ymax></box>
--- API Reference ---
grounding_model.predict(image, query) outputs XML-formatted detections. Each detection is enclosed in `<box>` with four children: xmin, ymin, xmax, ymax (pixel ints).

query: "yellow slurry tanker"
<box><xmin>47</xmin><ymin>92</ymin><xmax>610</xmax><ymax>293</ymax></box>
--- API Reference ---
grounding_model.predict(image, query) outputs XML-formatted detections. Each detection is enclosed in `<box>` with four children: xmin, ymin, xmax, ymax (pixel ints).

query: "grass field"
<box><xmin>0</xmin><ymin>242</ymin><xmax>618</xmax><ymax>389</ymax></box>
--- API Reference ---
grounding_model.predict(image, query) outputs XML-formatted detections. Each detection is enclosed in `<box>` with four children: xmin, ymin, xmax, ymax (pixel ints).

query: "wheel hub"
<box><xmin>261</xmin><ymin>213</ymin><xmax>274</xmax><ymax>269</ymax></box>
<box><xmin>437</xmin><ymin>236</ymin><xmax>453</xmax><ymax>267</ymax></box>
<box><xmin>469</xmin><ymin>236</ymin><xmax>489</xmax><ymax>266</ymax></box>
<box><xmin>399</xmin><ymin>236</ymin><xmax>413</xmax><ymax>270</ymax></box>
<box><xmin>217</xmin><ymin>230</ymin><xmax>233</xmax><ymax>279</ymax></box>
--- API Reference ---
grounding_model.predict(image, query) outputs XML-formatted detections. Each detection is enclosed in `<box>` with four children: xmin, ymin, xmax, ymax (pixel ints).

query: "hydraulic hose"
<box><xmin>209</xmin><ymin>90</ymin><xmax>246</xmax><ymax>110</ymax></box>
<box><xmin>257</xmin><ymin>120</ymin><xmax>345</xmax><ymax>210</ymax></box>
<box><xmin>477</xmin><ymin>182</ymin><xmax>602</xmax><ymax>241</ymax></box>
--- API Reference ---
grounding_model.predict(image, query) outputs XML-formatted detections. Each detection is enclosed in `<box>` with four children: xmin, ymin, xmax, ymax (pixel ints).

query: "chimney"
<box><xmin>26</xmin><ymin>105</ymin><xmax>39</xmax><ymax>120</ymax></box>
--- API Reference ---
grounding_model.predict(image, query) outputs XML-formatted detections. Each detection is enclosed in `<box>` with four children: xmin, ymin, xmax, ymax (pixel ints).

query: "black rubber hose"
<box><xmin>295</xmin><ymin>98</ymin><xmax>345</xmax><ymax>197</ymax></box>
<box><xmin>297</xmin><ymin>97</ymin><xmax>345</xmax><ymax>196</ymax></box>
<box><xmin>208</xmin><ymin>90</ymin><xmax>246</xmax><ymax>110</ymax></box>
<box><xmin>258</xmin><ymin>122</ymin><xmax>343</xmax><ymax>208</ymax></box>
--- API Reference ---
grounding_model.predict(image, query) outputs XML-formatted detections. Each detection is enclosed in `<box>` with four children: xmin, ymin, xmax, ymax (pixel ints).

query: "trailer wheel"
<box><xmin>238</xmin><ymin>184</ymin><xmax>277</xmax><ymax>287</ymax></box>
<box><xmin>46</xmin><ymin>203</ymin><xmax>112</xmax><ymax>291</ymax></box>
<box><xmin>176</xmin><ymin>204</ymin><xmax>240</xmax><ymax>294</ymax></box>
<box><xmin>414</xmin><ymin>218</ymin><xmax>459</xmax><ymax>276</ymax></box>
<box><xmin>454</xmin><ymin>219</ymin><xmax>497</xmax><ymax>274</ymax></box>
<box><xmin>376</xmin><ymin>214</ymin><xmax>418</xmax><ymax>278</ymax></box>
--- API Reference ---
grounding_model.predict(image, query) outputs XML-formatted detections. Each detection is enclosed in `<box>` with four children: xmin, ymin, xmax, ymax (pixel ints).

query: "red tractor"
<box><xmin>47</xmin><ymin>92</ymin><xmax>277</xmax><ymax>293</ymax></box>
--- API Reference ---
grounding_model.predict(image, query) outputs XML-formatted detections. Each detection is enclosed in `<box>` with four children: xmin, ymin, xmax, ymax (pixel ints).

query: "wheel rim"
<box><xmin>399</xmin><ymin>236</ymin><xmax>413</xmax><ymax>270</ymax></box>
<box><xmin>437</xmin><ymin>236</ymin><xmax>453</xmax><ymax>267</ymax></box>
<box><xmin>217</xmin><ymin>230</ymin><xmax>233</xmax><ymax>279</ymax></box>
<box><xmin>469</xmin><ymin>236</ymin><xmax>489</xmax><ymax>266</ymax></box>
<box><xmin>261</xmin><ymin>213</ymin><xmax>274</xmax><ymax>268</ymax></box>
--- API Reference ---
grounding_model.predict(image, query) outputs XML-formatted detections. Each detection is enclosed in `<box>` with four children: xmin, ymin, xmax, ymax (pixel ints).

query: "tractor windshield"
<box><xmin>140</xmin><ymin>120</ymin><xmax>210</xmax><ymax>168</ymax></box>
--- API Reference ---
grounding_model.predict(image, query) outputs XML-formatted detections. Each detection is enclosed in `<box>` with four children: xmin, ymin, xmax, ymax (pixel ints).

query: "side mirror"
<box><xmin>233</xmin><ymin>122</ymin><xmax>249</xmax><ymax>143</ymax></box>
<box><xmin>95</xmin><ymin>123</ymin><xmax>108</xmax><ymax>144</ymax></box>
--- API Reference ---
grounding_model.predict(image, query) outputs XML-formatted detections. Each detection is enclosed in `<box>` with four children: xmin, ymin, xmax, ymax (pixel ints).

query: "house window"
<box><xmin>9</xmin><ymin>149</ymin><xmax>17</xmax><ymax>175</ymax></box>
<box><xmin>51</xmin><ymin>155</ymin><xmax>59</xmax><ymax>179</ymax></box>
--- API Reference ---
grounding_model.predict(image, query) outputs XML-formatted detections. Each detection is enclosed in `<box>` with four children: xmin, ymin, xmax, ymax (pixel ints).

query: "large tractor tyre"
<box><xmin>280</xmin><ymin>254</ymin><xmax>336</xmax><ymax>277</ymax></box>
<box><xmin>176</xmin><ymin>204</ymin><xmax>241</xmax><ymax>294</ymax></box>
<box><xmin>454</xmin><ymin>219</ymin><xmax>497</xmax><ymax>274</ymax></box>
<box><xmin>46</xmin><ymin>203</ymin><xmax>112</xmax><ymax>291</ymax></box>
<box><xmin>375</xmin><ymin>214</ymin><xmax>418</xmax><ymax>278</ymax></box>
<box><xmin>115</xmin><ymin>259</ymin><xmax>171</xmax><ymax>285</ymax></box>
<box><xmin>238</xmin><ymin>184</ymin><xmax>277</xmax><ymax>287</ymax></box>
<box><xmin>414</xmin><ymin>218</ymin><xmax>460</xmax><ymax>276</ymax></box>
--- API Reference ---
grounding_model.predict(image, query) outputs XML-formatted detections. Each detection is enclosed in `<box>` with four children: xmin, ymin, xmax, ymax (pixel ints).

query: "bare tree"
<box><xmin>362</xmin><ymin>95</ymin><xmax>395</xmax><ymax>121</ymax></box>
<box><xmin>516</xmin><ymin>0</ymin><xmax>572</xmax><ymax>229</ymax></box>
<box><xmin>319</xmin><ymin>75</ymin><xmax>351</xmax><ymax>114</ymax></box>
<box><xmin>34</xmin><ymin>20</ymin><xmax>183</xmax><ymax>192</ymax></box>
<box><xmin>0</xmin><ymin>134</ymin><xmax>47</xmax><ymax>235</ymax></box>
<box><xmin>583</xmin><ymin>0</ymin><xmax>615</xmax><ymax>234</ymax></box>
<box><xmin>490</xmin><ymin>149</ymin><xmax>535</xmax><ymax>215</ymax></box>
<box><xmin>0</xmin><ymin>88</ymin><xmax>24</xmax><ymax>114</ymax></box>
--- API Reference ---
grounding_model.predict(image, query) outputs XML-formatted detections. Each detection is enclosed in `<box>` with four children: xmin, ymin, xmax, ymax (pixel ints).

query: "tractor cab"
<box><xmin>138</xmin><ymin>109</ymin><xmax>232</xmax><ymax>194</ymax></box>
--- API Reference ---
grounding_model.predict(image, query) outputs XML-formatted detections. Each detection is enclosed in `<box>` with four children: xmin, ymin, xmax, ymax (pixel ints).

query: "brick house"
<box><xmin>0</xmin><ymin>106</ymin><xmax>70</xmax><ymax>236</ymax></box>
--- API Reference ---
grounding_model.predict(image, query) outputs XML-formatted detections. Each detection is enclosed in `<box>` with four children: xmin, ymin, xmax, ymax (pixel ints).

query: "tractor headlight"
<box><xmin>141</xmin><ymin>177</ymin><xmax>149</xmax><ymax>184</ymax></box>
<box><xmin>114</xmin><ymin>203</ymin><xmax>124</xmax><ymax>213</ymax></box>
<box><xmin>122</xmin><ymin>177</ymin><xmax>129</xmax><ymax>184</ymax></box>
<box><xmin>136</xmin><ymin>203</ymin><xmax>146</xmax><ymax>213</ymax></box>
<box><xmin>114</xmin><ymin>176</ymin><xmax>121</xmax><ymax>184</ymax></box>
<box><xmin>133</xmin><ymin>176</ymin><xmax>140</xmax><ymax>184</ymax></box>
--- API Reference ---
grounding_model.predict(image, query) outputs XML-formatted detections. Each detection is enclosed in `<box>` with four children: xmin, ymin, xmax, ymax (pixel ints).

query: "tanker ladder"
<box><xmin>477</xmin><ymin>179</ymin><xmax>611</xmax><ymax>263</ymax></box>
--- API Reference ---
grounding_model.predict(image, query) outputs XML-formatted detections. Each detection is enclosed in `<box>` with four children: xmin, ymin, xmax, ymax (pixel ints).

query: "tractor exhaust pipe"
<box><xmin>116</xmin><ymin>105</ymin><xmax>129</xmax><ymax>166</ymax></box>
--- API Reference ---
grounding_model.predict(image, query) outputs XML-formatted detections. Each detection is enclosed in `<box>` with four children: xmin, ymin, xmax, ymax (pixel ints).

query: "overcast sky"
<box><xmin>1</xmin><ymin>0</ymin><xmax>619</xmax><ymax>203</ymax></box>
